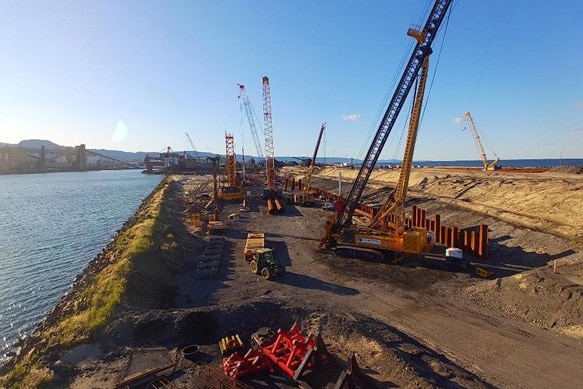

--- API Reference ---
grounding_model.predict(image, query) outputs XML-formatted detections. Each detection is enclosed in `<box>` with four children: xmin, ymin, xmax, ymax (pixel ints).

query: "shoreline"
<box><xmin>0</xmin><ymin>177</ymin><xmax>170</xmax><ymax>384</ymax></box>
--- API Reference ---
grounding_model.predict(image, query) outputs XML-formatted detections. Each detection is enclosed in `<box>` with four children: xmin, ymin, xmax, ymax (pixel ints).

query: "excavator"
<box><xmin>320</xmin><ymin>0</ymin><xmax>453</xmax><ymax>261</ymax></box>
<box><xmin>463</xmin><ymin>111</ymin><xmax>501</xmax><ymax>171</ymax></box>
<box><xmin>293</xmin><ymin>122</ymin><xmax>326</xmax><ymax>206</ymax></box>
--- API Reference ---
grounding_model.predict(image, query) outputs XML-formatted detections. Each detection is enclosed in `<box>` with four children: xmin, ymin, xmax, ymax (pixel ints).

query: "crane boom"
<box><xmin>369</xmin><ymin>57</ymin><xmax>429</xmax><ymax>231</ymax></box>
<box><xmin>238</xmin><ymin>84</ymin><xmax>265</xmax><ymax>164</ymax></box>
<box><xmin>263</xmin><ymin>76</ymin><xmax>276</xmax><ymax>188</ymax></box>
<box><xmin>303</xmin><ymin>123</ymin><xmax>327</xmax><ymax>196</ymax></box>
<box><xmin>324</xmin><ymin>0</ymin><xmax>453</xmax><ymax>243</ymax></box>
<box><xmin>463</xmin><ymin>111</ymin><xmax>500</xmax><ymax>170</ymax></box>
<box><xmin>185</xmin><ymin>132</ymin><xmax>199</xmax><ymax>159</ymax></box>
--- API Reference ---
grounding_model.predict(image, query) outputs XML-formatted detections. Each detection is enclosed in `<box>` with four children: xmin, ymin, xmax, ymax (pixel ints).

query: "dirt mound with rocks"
<box><xmin>548</xmin><ymin>165</ymin><xmax>583</xmax><ymax>174</ymax></box>
<box><xmin>466</xmin><ymin>266</ymin><xmax>583</xmax><ymax>339</ymax></box>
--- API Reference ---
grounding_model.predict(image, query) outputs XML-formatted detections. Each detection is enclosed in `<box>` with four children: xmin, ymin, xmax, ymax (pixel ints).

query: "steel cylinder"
<box><xmin>274</xmin><ymin>198</ymin><xmax>284</xmax><ymax>213</ymax></box>
<box><xmin>267</xmin><ymin>199</ymin><xmax>276</xmax><ymax>214</ymax></box>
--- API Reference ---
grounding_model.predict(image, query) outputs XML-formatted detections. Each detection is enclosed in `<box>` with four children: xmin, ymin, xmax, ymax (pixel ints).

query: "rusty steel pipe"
<box><xmin>274</xmin><ymin>198</ymin><xmax>284</xmax><ymax>213</ymax></box>
<box><xmin>267</xmin><ymin>199</ymin><xmax>276</xmax><ymax>214</ymax></box>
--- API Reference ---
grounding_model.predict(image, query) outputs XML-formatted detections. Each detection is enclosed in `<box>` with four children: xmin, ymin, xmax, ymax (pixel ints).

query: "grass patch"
<box><xmin>45</xmin><ymin>193</ymin><xmax>163</xmax><ymax>346</ymax></box>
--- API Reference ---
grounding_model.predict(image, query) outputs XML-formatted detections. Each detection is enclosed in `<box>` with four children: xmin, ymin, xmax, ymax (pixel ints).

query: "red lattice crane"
<box><xmin>262</xmin><ymin>76</ymin><xmax>276</xmax><ymax>189</ymax></box>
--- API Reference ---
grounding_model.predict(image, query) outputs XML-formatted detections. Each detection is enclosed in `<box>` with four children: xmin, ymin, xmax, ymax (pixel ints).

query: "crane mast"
<box><xmin>322</xmin><ymin>0</ymin><xmax>452</xmax><ymax>247</ymax></box>
<box><xmin>225</xmin><ymin>132</ymin><xmax>236</xmax><ymax>187</ymax></box>
<box><xmin>218</xmin><ymin>133</ymin><xmax>244</xmax><ymax>201</ymax></box>
<box><xmin>369</xmin><ymin>57</ymin><xmax>429</xmax><ymax>232</ymax></box>
<box><xmin>238</xmin><ymin>84</ymin><xmax>265</xmax><ymax>166</ymax></box>
<box><xmin>262</xmin><ymin>76</ymin><xmax>276</xmax><ymax>189</ymax></box>
<box><xmin>463</xmin><ymin>111</ymin><xmax>500</xmax><ymax>170</ymax></box>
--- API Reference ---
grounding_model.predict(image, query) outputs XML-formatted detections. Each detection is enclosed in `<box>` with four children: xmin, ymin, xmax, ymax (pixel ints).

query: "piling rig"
<box><xmin>320</xmin><ymin>0</ymin><xmax>453</xmax><ymax>261</ymax></box>
<box><xmin>293</xmin><ymin>122</ymin><xmax>326</xmax><ymax>206</ymax></box>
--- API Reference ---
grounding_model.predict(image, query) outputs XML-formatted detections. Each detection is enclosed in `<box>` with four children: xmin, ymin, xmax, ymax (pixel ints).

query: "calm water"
<box><xmin>0</xmin><ymin>170</ymin><xmax>161</xmax><ymax>362</ymax></box>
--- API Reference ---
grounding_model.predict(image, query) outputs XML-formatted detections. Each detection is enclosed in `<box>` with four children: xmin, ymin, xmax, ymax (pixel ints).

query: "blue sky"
<box><xmin>0</xmin><ymin>0</ymin><xmax>581</xmax><ymax>160</ymax></box>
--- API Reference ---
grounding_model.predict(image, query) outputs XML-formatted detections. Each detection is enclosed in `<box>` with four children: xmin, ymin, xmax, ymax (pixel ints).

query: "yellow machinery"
<box><xmin>338</xmin><ymin>56</ymin><xmax>431</xmax><ymax>259</ymax></box>
<box><xmin>321</xmin><ymin>0</ymin><xmax>454</xmax><ymax>260</ymax></box>
<box><xmin>293</xmin><ymin>123</ymin><xmax>326</xmax><ymax>205</ymax></box>
<box><xmin>207</xmin><ymin>156</ymin><xmax>227</xmax><ymax>233</ymax></box>
<box><xmin>218</xmin><ymin>133</ymin><xmax>244</xmax><ymax>201</ymax></box>
<box><xmin>463</xmin><ymin>111</ymin><xmax>501</xmax><ymax>171</ymax></box>
<box><xmin>355</xmin><ymin>56</ymin><xmax>430</xmax><ymax>254</ymax></box>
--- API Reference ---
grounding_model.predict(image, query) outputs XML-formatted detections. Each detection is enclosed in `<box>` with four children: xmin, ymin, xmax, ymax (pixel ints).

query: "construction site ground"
<box><xmin>22</xmin><ymin>166</ymin><xmax>583</xmax><ymax>388</ymax></box>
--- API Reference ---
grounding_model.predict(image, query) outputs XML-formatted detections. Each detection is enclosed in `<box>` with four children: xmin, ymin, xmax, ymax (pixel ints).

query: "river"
<box><xmin>0</xmin><ymin>170</ymin><xmax>162</xmax><ymax>363</ymax></box>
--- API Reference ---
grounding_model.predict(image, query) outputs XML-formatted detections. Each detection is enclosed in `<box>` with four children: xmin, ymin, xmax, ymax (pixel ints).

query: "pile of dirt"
<box><xmin>548</xmin><ymin>165</ymin><xmax>583</xmax><ymax>174</ymax></box>
<box><xmin>465</xmin><ymin>266</ymin><xmax>583</xmax><ymax>338</ymax></box>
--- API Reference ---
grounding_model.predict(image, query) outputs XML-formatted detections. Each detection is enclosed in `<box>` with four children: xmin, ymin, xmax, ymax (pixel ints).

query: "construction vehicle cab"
<box><xmin>249</xmin><ymin>248</ymin><xmax>285</xmax><ymax>280</ymax></box>
<box><xmin>218</xmin><ymin>186</ymin><xmax>244</xmax><ymax>201</ymax></box>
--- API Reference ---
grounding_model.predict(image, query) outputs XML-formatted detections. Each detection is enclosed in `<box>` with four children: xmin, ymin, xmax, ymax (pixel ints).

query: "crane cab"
<box><xmin>353</xmin><ymin>227</ymin><xmax>431</xmax><ymax>255</ymax></box>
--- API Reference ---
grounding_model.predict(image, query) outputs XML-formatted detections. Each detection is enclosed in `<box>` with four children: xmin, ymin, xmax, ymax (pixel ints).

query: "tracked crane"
<box><xmin>260</xmin><ymin>76</ymin><xmax>285</xmax><ymax>214</ymax></box>
<box><xmin>463</xmin><ymin>111</ymin><xmax>500</xmax><ymax>171</ymax></box>
<box><xmin>293</xmin><ymin>122</ymin><xmax>326</xmax><ymax>205</ymax></box>
<box><xmin>262</xmin><ymin>76</ymin><xmax>276</xmax><ymax>189</ymax></box>
<box><xmin>238</xmin><ymin>84</ymin><xmax>265</xmax><ymax>169</ymax></box>
<box><xmin>321</xmin><ymin>0</ymin><xmax>453</xmax><ymax>259</ymax></box>
<box><xmin>331</xmin><ymin>57</ymin><xmax>431</xmax><ymax>260</ymax></box>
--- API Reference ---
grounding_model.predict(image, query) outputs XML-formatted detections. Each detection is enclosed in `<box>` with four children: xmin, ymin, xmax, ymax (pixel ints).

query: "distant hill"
<box><xmin>19</xmin><ymin>139</ymin><xmax>64</xmax><ymax>150</ymax></box>
<box><xmin>2</xmin><ymin>139</ymin><xmax>227</xmax><ymax>162</ymax></box>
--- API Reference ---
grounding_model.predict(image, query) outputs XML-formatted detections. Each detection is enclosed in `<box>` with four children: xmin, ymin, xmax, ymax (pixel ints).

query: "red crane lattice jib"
<box><xmin>222</xmin><ymin>348</ymin><xmax>274</xmax><ymax>379</ymax></box>
<box><xmin>330</xmin><ymin>0</ymin><xmax>453</xmax><ymax>238</ymax></box>
<box><xmin>262</xmin><ymin>76</ymin><xmax>276</xmax><ymax>188</ymax></box>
